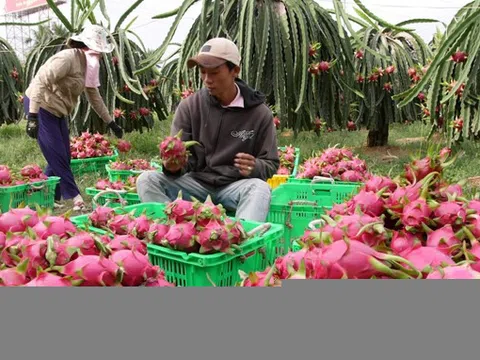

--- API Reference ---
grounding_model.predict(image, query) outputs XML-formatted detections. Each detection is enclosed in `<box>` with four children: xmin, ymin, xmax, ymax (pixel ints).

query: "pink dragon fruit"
<box><xmin>33</xmin><ymin>216</ymin><xmax>76</xmax><ymax>239</ymax></box>
<box><xmin>467</xmin><ymin>200</ymin><xmax>480</xmax><ymax>214</ymax></box>
<box><xmin>159</xmin><ymin>129</ymin><xmax>199</xmax><ymax>168</ymax></box>
<box><xmin>144</xmin><ymin>271</ymin><xmax>176</xmax><ymax>287</ymax></box>
<box><xmin>432</xmin><ymin>201</ymin><xmax>466</xmax><ymax>226</ymax></box>
<box><xmin>436</xmin><ymin>183</ymin><xmax>463</xmax><ymax>201</ymax></box>
<box><xmin>404</xmin><ymin>156</ymin><xmax>440</xmax><ymax>183</ymax></box>
<box><xmin>23</xmin><ymin>239</ymin><xmax>49</xmax><ymax>278</ymax></box>
<box><xmin>109</xmin><ymin>235</ymin><xmax>147</xmax><ymax>255</ymax></box>
<box><xmin>0</xmin><ymin>165</ymin><xmax>12</xmax><ymax>185</ymax></box>
<box><xmin>277</xmin><ymin>167</ymin><xmax>290</xmax><ymax>175</ymax></box>
<box><xmin>148</xmin><ymin>222</ymin><xmax>170</xmax><ymax>245</ymax></box>
<box><xmin>126</xmin><ymin>215</ymin><xmax>151</xmax><ymax>239</ymax></box>
<box><xmin>327</xmin><ymin>203</ymin><xmax>351</xmax><ymax>217</ymax></box>
<box><xmin>95</xmin><ymin>179</ymin><xmax>111</xmax><ymax>190</ymax></box>
<box><xmin>64</xmin><ymin>232</ymin><xmax>102</xmax><ymax>256</ymax></box>
<box><xmin>116</xmin><ymin>140</ymin><xmax>132</xmax><ymax>153</ymax></box>
<box><xmin>349</xmin><ymin>189</ymin><xmax>385</xmax><ymax>217</ymax></box>
<box><xmin>0</xmin><ymin>232</ymin><xmax>5</xmax><ymax>251</ymax></box>
<box><xmin>238</xmin><ymin>266</ymin><xmax>281</xmax><ymax>287</ymax></box>
<box><xmin>425</xmin><ymin>224</ymin><xmax>462</xmax><ymax>256</ymax></box>
<box><xmin>223</xmin><ymin>218</ymin><xmax>248</xmax><ymax>245</ymax></box>
<box><xmin>196</xmin><ymin>219</ymin><xmax>232</xmax><ymax>254</ymax></box>
<box><xmin>402</xmin><ymin>246</ymin><xmax>455</xmax><ymax>277</ymax></box>
<box><xmin>24</xmin><ymin>272</ymin><xmax>75</xmax><ymax>286</ymax></box>
<box><xmin>0</xmin><ymin>259</ymin><xmax>29</xmax><ymax>286</ymax></box>
<box><xmin>108</xmin><ymin>214</ymin><xmax>133</xmax><ymax>235</ymax></box>
<box><xmin>400</xmin><ymin>199</ymin><xmax>432</xmax><ymax>229</ymax></box>
<box><xmin>110</xmin><ymin>250</ymin><xmax>160</xmax><ymax>286</ymax></box>
<box><xmin>320</xmin><ymin>239</ymin><xmax>422</xmax><ymax>279</ymax></box>
<box><xmin>390</xmin><ymin>230</ymin><xmax>422</xmax><ymax>257</ymax></box>
<box><xmin>195</xmin><ymin>195</ymin><xmax>225</xmax><ymax>226</ymax></box>
<box><xmin>340</xmin><ymin>170</ymin><xmax>365</xmax><ymax>182</ymax></box>
<box><xmin>164</xmin><ymin>191</ymin><xmax>197</xmax><ymax>223</ymax></box>
<box><xmin>89</xmin><ymin>206</ymin><xmax>115</xmax><ymax>228</ymax></box>
<box><xmin>384</xmin><ymin>183</ymin><xmax>422</xmax><ymax>215</ymax></box>
<box><xmin>55</xmin><ymin>255</ymin><xmax>122</xmax><ymax>287</ymax></box>
<box><xmin>20</xmin><ymin>164</ymin><xmax>44</xmax><ymax>178</ymax></box>
<box><xmin>0</xmin><ymin>207</ymin><xmax>39</xmax><ymax>233</ymax></box>
<box><xmin>364</xmin><ymin>175</ymin><xmax>397</xmax><ymax>193</ymax></box>
<box><xmin>1</xmin><ymin>235</ymin><xmax>32</xmax><ymax>267</ymax></box>
<box><xmin>161</xmin><ymin>222</ymin><xmax>198</xmax><ymax>252</ymax></box>
<box><xmin>426</xmin><ymin>264</ymin><xmax>480</xmax><ymax>279</ymax></box>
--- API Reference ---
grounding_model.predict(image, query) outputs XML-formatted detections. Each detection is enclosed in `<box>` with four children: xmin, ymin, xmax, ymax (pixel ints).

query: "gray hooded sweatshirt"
<box><xmin>163</xmin><ymin>79</ymin><xmax>280</xmax><ymax>187</ymax></box>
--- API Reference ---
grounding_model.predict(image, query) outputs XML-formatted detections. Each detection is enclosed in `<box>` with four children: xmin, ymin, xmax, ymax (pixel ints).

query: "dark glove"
<box><xmin>26</xmin><ymin>113</ymin><xmax>39</xmax><ymax>139</ymax></box>
<box><xmin>108</xmin><ymin>120</ymin><xmax>124</xmax><ymax>139</ymax></box>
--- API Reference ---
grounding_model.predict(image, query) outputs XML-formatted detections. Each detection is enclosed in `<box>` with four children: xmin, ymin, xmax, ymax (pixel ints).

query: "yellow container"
<box><xmin>267</xmin><ymin>175</ymin><xmax>289</xmax><ymax>189</ymax></box>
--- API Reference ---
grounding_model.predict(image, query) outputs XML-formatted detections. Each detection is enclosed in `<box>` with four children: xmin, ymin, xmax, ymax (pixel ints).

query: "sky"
<box><xmin>0</xmin><ymin>0</ymin><xmax>470</xmax><ymax>60</ymax></box>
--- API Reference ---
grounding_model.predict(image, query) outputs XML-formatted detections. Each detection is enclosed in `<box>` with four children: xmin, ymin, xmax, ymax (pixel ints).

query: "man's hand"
<box><xmin>234</xmin><ymin>153</ymin><xmax>256</xmax><ymax>177</ymax></box>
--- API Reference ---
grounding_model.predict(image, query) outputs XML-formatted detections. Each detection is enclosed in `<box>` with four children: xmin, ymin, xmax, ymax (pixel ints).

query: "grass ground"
<box><xmin>2</xmin><ymin>117</ymin><xmax>480</xmax><ymax>214</ymax></box>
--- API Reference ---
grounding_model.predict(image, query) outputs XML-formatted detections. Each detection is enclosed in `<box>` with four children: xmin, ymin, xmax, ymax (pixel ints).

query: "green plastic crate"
<box><xmin>288</xmin><ymin>175</ymin><xmax>363</xmax><ymax>187</ymax></box>
<box><xmin>267</xmin><ymin>181</ymin><xmax>361</xmax><ymax>255</ymax></box>
<box><xmin>70</xmin><ymin>150</ymin><xmax>119</xmax><ymax>177</ymax></box>
<box><xmin>70</xmin><ymin>202</ymin><xmax>283</xmax><ymax>287</ymax></box>
<box><xmin>85</xmin><ymin>187</ymin><xmax>141</xmax><ymax>209</ymax></box>
<box><xmin>0</xmin><ymin>176</ymin><xmax>60</xmax><ymax>213</ymax></box>
<box><xmin>106</xmin><ymin>161</ymin><xmax>162</xmax><ymax>182</ymax></box>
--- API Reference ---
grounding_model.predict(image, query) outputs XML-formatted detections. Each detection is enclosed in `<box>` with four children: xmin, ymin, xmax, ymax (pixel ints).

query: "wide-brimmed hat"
<box><xmin>187</xmin><ymin>37</ymin><xmax>241</xmax><ymax>69</ymax></box>
<box><xmin>69</xmin><ymin>25</ymin><xmax>114</xmax><ymax>53</ymax></box>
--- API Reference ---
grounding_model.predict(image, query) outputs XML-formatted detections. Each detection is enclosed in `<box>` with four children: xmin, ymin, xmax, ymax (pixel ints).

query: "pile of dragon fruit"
<box><xmin>0</xmin><ymin>164</ymin><xmax>48</xmax><ymax>187</ymax></box>
<box><xmin>70</xmin><ymin>131</ymin><xmax>115</xmax><ymax>159</ymax></box>
<box><xmin>108</xmin><ymin>159</ymin><xmax>156</xmax><ymax>171</ymax></box>
<box><xmin>0</xmin><ymin>206</ymin><xmax>174</xmax><ymax>286</ymax></box>
<box><xmin>276</xmin><ymin>145</ymin><xmax>297</xmax><ymax>176</ymax></box>
<box><xmin>95</xmin><ymin>177</ymin><xmax>137</xmax><ymax>192</ymax></box>
<box><xmin>239</xmin><ymin>148</ymin><xmax>480</xmax><ymax>285</ymax></box>
<box><xmin>296</xmin><ymin>146</ymin><xmax>370</xmax><ymax>182</ymax></box>
<box><xmin>87</xmin><ymin>192</ymin><xmax>248</xmax><ymax>255</ymax></box>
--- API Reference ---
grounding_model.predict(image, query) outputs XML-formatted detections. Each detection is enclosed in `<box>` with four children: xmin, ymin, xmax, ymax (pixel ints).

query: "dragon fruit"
<box><xmin>426</xmin><ymin>264</ymin><xmax>480</xmax><ymax>279</ymax></box>
<box><xmin>110</xmin><ymin>250</ymin><xmax>160</xmax><ymax>286</ymax></box>
<box><xmin>165</xmin><ymin>191</ymin><xmax>197</xmax><ymax>223</ymax></box>
<box><xmin>95</xmin><ymin>178</ymin><xmax>111</xmax><ymax>190</ymax></box>
<box><xmin>238</xmin><ymin>265</ymin><xmax>280</xmax><ymax>287</ymax></box>
<box><xmin>144</xmin><ymin>271</ymin><xmax>176</xmax><ymax>287</ymax></box>
<box><xmin>0</xmin><ymin>232</ymin><xmax>5</xmax><ymax>251</ymax></box>
<box><xmin>400</xmin><ymin>199</ymin><xmax>432</xmax><ymax>229</ymax></box>
<box><xmin>126</xmin><ymin>215</ymin><xmax>151</xmax><ymax>239</ymax></box>
<box><xmin>108</xmin><ymin>214</ymin><xmax>133</xmax><ymax>235</ymax></box>
<box><xmin>467</xmin><ymin>200</ymin><xmax>480</xmax><ymax>214</ymax></box>
<box><xmin>364</xmin><ymin>175</ymin><xmax>397</xmax><ymax>193</ymax></box>
<box><xmin>1</xmin><ymin>235</ymin><xmax>32</xmax><ymax>267</ymax></box>
<box><xmin>89</xmin><ymin>206</ymin><xmax>115</xmax><ymax>228</ymax></box>
<box><xmin>349</xmin><ymin>189</ymin><xmax>385</xmax><ymax>217</ymax></box>
<box><xmin>33</xmin><ymin>216</ymin><xmax>76</xmax><ymax>239</ymax></box>
<box><xmin>24</xmin><ymin>272</ymin><xmax>75</xmax><ymax>286</ymax></box>
<box><xmin>148</xmin><ymin>222</ymin><xmax>170</xmax><ymax>245</ymax></box>
<box><xmin>20</xmin><ymin>164</ymin><xmax>44</xmax><ymax>179</ymax></box>
<box><xmin>0</xmin><ymin>258</ymin><xmax>29</xmax><ymax>286</ymax></box>
<box><xmin>0</xmin><ymin>207</ymin><xmax>39</xmax><ymax>233</ymax></box>
<box><xmin>195</xmin><ymin>195</ymin><xmax>225</xmax><ymax>226</ymax></box>
<box><xmin>23</xmin><ymin>239</ymin><xmax>49</xmax><ymax>278</ymax></box>
<box><xmin>159</xmin><ymin>129</ymin><xmax>199</xmax><ymax>168</ymax></box>
<box><xmin>390</xmin><ymin>230</ymin><xmax>422</xmax><ymax>257</ymax></box>
<box><xmin>109</xmin><ymin>235</ymin><xmax>147</xmax><ymax>255</ymax></box>
<box><xmin>424</xmin><ymin>224</ymin><xmax>462</xmax><ymax>256</ymax></box>
<box><xmin>161</xmin><ymin>222</ymin><xmax>198</xmax><ymax>252</ymax></box>
<box><xmin>0</xmin><ymin>165</ymin><xmax>13</xmax><ymax>185</ymax></box>
<box><xmin>196</xmin><ymin>219</ymin><xmax>232</xmax><ymax>254</ymax></box>
<box><xmin>116</xmin><ymin>140</ymin><xmax>132</xmax><ymax>153</ymax></box>
<box><xmin>401</xmin><ymin>246</ymin><xmax>455</xmax><ymax>276</ymax></box>
<box><xmin>432</xmin><ymin>201</ymin><xmax>466</xmax><ymax>226</ymax></box>
<box><xmin>404</xmin><ymin>157</ymin><xmax>440</xmax><ymax>183</ymax></box>
<box><xmin>384</xmin><ymin>182</ymin><xmax>422</xmax><ymax>216</ymax></box>
<box><xmin>55</xmin><ymin>255</ymin><xmax>122</xmax><ymax>287</ymax></box>
<box><xmin>63</xmin><ymin>232</ymin><xmax>100</xmax><ymax>256</ymax></box>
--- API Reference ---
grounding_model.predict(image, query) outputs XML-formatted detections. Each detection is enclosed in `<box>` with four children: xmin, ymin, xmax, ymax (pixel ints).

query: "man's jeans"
<box><xmin>136</xmin><ymin>171</ymin><xmax>272</xmax><ymax>222</ymax></box>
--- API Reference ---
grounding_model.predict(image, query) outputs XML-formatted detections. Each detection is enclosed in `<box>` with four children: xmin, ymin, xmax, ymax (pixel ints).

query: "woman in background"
<box><xmin>23</xmin><ymin>24</ymin><xmax>123</xmax><ymax>211</ymax></box>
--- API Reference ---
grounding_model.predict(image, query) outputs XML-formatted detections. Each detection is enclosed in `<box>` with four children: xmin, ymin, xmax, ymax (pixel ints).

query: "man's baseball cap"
<box><xmin>187</xmin><ymin>38</ymin><xmax>241</xmax><ymax>69</ymax></box>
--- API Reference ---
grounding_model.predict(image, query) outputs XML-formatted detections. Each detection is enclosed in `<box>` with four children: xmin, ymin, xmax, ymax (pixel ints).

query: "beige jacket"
<box><xmin>25</xmin><ymin>48</ymin><xmax>111</xmax><ymax>123</ymax></box>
